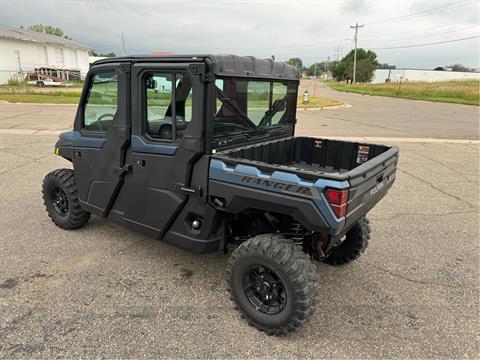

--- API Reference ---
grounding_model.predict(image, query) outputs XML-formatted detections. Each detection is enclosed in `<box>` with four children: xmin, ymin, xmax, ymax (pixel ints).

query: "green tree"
<box><xmin>331</xmin><ymin>49</ymin><xmax>379</xmax><ymax>82</ymax></box>
<box><xmin>285</xmin><ymin>58</ymin><xmax>304</xmax><ymax>69</ymax></box>
<box><xmin>331</xmin><ymin>62</ymin><xmax>346</xmax><ymax>80</ymax></box>
<box><xmin>304</xmin><ymin>61</ymin><xmax>338</xmax><ymax>76</ymax></box>
<box><xmin>306</xmin><ymin>62</ymin><xmax>324</xmax><ymax>76</ymax></box>
<box><xmin>25</xmin><ymin>24</ymin><xmax>72</xmax><ymax>40</ymax></box>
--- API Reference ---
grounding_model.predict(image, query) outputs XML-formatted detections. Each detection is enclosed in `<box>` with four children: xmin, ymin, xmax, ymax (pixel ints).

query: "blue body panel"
<box><xmin>61</xmin><ymin>131</ymin><xmax>106</xmax><ymax>149</ymax></box>
<box><xmin>59</xmin><ymin>132</ymin><xmax>177</xmax><ymax>156</ymax></box>
<box><xmin>209</xmin><ymin>159</ymin><xmax>348</xmax><ymax>234</ymax></box>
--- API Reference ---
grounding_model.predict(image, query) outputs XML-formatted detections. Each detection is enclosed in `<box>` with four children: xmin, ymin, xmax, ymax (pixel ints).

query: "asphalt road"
<box><xmin>298</xmin><ymin>80</ymin><xmax>479</xmax><ymax>140</ymax></box>
<box><xmin>0</xmin><ymin>93</ymin><xmax>479</xmax><ymax>358</ymax></box>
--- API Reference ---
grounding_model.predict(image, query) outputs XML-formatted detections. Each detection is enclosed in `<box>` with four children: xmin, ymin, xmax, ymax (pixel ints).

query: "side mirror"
<box><xmin>272</xmin><ymin>99</ymin><xmax>286</xmax><ymax>111</ymax></box>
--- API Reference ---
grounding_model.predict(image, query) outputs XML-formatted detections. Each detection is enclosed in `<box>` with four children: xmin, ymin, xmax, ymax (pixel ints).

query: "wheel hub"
<box><xmin>52</xmin><ymin>187</ymin><xmax>69</xmax><ymax>216</ymax></box>
<box><xmin>242</xmin><ymin>265</ymin><xmax>286</xmax><ymax>315</ymax></box>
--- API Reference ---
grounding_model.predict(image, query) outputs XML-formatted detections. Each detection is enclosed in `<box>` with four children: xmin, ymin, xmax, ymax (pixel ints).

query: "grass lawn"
<box><xmin>0</xmin><ymin>88</ymin><xmax>343</xmax><ymax>109</ymax></box>
<box><xmin>0</xmin><ymin>93</ymin><xmax>80</xmax><ymax>104</ymax></box>
<box><xmin>326</xmin><ymin>80</ymin><xmax>480</xmax><ymax>106</ymax></box>
<box><xmin>0</xmin><ymin>86</ymin><xmax>81</xmax><ymax>104</ymax></box>
<box><xmin>297</xmin><ymin>96</ymin><xmax>343</xmax><ymax>109</ymax></box>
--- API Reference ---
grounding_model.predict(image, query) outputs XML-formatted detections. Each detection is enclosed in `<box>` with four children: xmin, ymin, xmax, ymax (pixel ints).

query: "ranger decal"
<box><xmin>240</xmin><ymin>175</ymin><xmax>314</xmax><ymax>197</ymax></box>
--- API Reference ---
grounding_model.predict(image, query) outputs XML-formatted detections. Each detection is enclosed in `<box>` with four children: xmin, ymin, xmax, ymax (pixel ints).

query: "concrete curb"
<box><xmin>309</xmin><ymin>136</ymin><xmax>480</xmax><ymax>145</ymax></box>
<box><xmin>297</xmin><ymin>103</ymin><xmax>352</xmax><ymax>111</ymax></box>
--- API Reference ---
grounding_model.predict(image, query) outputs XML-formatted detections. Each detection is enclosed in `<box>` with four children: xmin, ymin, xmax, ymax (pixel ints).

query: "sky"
<box><xmin>1</xmin><ymin>0</ymin><xmax>479</xmax><ymax>69</ymax></box>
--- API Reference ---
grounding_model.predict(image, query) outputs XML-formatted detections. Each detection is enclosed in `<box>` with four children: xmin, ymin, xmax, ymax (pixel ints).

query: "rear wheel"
<box><xmin>42</xmin><ymin>169</ymin><xmax>90</xmax><ymax>230</ymax></box>
<box><xmin>323</xmin><ymin>217</ymin><xmax>370</xmax><ymax>266</ymax></box>
<box><xmin>227</xmin><ymin>234</ymin><xmax>318</xmax><ymax>335</ymax></box>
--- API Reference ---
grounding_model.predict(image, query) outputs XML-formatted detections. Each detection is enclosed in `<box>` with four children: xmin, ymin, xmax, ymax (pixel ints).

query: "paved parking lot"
<box><xmin>0</xmin><ymin>94</ymin><xmax>479</xmax><ymax>358</ymax></box>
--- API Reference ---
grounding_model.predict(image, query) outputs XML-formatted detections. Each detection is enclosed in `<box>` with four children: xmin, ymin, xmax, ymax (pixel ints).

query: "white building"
<box><xmin>0</xmin><ymin>25</ymin><xmax>90</xmax><ymax>84</ymax></box>
<box><xmin>372</xmin><ymin>68</ymin><xmax>480</xmax><ymax>84</ymax></box>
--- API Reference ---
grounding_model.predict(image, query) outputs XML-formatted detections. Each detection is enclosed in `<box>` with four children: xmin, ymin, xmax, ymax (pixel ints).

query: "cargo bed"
<box><xmin>210</xmin><ymin>136</ymin><xmax>399</xmax><ymax>235</ymax></box>
<box><xmin>213</xmin><ymin>136</ymin><xmax>398</xmax><ymax>181</ymax></box>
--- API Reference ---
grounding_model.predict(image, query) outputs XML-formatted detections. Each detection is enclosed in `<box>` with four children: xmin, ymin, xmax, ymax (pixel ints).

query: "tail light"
<box><xmin>325</xmin><ymin>188</ymin><xmax>348</xmax><ymax>218</ymax></box>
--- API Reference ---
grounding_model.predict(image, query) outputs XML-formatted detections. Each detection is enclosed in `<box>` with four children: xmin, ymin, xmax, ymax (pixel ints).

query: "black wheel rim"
<box><xmin>242</xmin><ymin>265</ymin><xmax>287</xmax><ymax>315</ymax></box>
<box><xmin>51</xmin><ymin>187</ymin><xmax>69</xmax><ymax>216</ymax></box>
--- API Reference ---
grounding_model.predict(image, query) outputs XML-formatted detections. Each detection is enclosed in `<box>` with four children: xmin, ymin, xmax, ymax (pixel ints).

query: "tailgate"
<box><xmin>343</xmin><ymin>146</ymin><xmax>399</xmax><ymax>231</ymax></box>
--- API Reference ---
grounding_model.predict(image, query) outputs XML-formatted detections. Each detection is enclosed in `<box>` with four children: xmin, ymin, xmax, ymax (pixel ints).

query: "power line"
<box><xmin>362</xmin><ymin>18</ymin><xmax>480</xmax><ymax>40</ymax></box>
<box><xmin>219</xmin><ymin>39</ymin><xmax>347</xmax><ymax>51</ymax></box>
<box><xmin>370</xmin><ymin>35</ymin><xmax>480</xmax><ymax>50</ymax></box>
<box><xmin>126</xmin><ymin>32</ymin><xmax>348</xmax><ymax>51</ymax></box>
<box><xmin>367</xmin><ymin>0</ymin><xmax>476</xmax><ymax>25</ymax></box>
<box><xmin>364</xmin><ymin>24</ymin><xmax>480</xmax><ymax>44</ymax></box>
<box><xmin>122</xmin><ymin>17</ymin><xmax>477</xmax><ymax>58</ymax></box>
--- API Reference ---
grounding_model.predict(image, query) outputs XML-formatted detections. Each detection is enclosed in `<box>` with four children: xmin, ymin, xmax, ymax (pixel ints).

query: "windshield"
<box><xmin>213</xmin><ymin>77</ymin><xmax>298</xmax><ymax>138</ymax></box>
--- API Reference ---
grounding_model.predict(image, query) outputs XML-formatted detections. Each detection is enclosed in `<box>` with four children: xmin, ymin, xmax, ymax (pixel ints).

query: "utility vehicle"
<box><xmin>42</xmin><ymin>55</ymin><xmax>399</xmax><ymax>334</ymax></box>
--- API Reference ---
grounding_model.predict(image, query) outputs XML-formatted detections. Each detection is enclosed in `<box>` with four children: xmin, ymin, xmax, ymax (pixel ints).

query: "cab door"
<box><xmin>117</xmin><ymin>63</ymin><xmax>205</xmax><ymax>239</ymax></box>
<box><xmin>72</xmin><ymin>63</ymin><xmax>131</xmax><ymax>217</ymax></box>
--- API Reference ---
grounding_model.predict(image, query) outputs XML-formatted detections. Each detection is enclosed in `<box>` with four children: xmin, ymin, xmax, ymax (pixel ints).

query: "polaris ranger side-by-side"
<box><xmin>42</xmin><ymin>55</ymin><xmax>398</xmax><ymax>334</ymax></box>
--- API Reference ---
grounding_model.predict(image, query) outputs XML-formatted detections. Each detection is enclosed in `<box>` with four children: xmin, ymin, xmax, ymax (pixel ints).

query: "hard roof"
<box><xmin>93</xmin><ymin>54</ymin><xmax>300</xmax><ymax>80</ymax></box>
<box><xmin>0</xmin><ymin>25</ymin><xmax>90</xmax><ymax>50</ymax></box>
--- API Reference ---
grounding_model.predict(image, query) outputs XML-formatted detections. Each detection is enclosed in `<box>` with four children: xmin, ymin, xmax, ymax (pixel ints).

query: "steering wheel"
<box><xmin>89</xmin><ymin>113</ymin><xmax>115</xmax><ymax>132</ymax></box>
<box><xmin>97</xmin><ymin>113</ymin><xmax>115</xmax><ymax>122</ymax></box>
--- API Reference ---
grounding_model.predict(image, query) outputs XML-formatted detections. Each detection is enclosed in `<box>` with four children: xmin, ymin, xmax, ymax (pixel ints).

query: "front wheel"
<box><xmin>227</xmin><ymin>234</ymin><xmax>318</xmax><ymax>335</ymax></box>
<box><xmin>42</xmin><ymin>169</ymin><xmax>91</xmax><ymax>230</ymax></box>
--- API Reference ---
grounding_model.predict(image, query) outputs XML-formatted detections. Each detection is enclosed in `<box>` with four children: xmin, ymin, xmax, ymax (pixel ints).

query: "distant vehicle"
<box><xmin>27</xmin><ymin>77</ymin><xmax>70</xmax><ymax>87</ymax></box>
<box><xmin>42</xmin><ymin>54</ymin><xmax>399</xmax><ymax>335</ymax></box>
<box><xmin>26</xmin><ymin>67</ymin><xmax>78</xmax><ymax>87</ymax></box>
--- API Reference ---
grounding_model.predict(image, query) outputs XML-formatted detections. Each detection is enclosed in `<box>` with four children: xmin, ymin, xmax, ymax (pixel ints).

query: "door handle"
<box><xmin>174</xmin><ymin>183</ymin><xmax>202</xmax><ymax>197</ymax></box>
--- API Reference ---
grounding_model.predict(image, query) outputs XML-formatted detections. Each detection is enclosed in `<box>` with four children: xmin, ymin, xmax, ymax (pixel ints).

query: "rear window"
<box><xmin>213</xmin><ymin>77</ymin><xmax>297</xmax><ymax>138</ymax></box>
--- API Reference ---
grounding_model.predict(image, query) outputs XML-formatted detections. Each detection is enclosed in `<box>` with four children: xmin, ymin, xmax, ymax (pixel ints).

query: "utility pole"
<box><xmin>335</xmin><ymin>46</ymin><xmax>341</xmax><ymax>62</ymax></box>
<box><xmin>121</xmin><ymin>33</ymin><xmax>127</xmax><ymax>55</ymax></box>
<box><xmin>326</xmin><ymin>56</ymin><xmax>330</xmax><ymax>78</ymax></box>
<box><xmin>350</xmin><ymin>22</ymin><xmax>364</xmax><ymax>83</ymax></box>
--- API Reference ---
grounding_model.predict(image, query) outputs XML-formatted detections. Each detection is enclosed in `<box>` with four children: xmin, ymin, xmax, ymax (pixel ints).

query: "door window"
<box><xmin>83</xmin><ymin>72</ymin><xmax>118</xmax><ymax>132</ymax></box>
<box><xmin>145</xmin><ymin>73</ymin><xmax>192</xmax><ymax>141</ymax></box>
